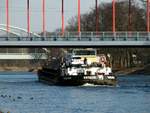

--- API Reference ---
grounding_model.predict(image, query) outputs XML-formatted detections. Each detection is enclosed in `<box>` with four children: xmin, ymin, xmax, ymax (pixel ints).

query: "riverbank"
<box><xmin>0</xmin><ymin>66</ymin><xmax>41</xmax><ymax>72</ymax></box>
<box><xmin>114</xmin><ymin>64</ymin><xmax>150</xmax><ymax>75</ymax></box>
<box><xmin>0</xmin><ymin>65</ymin><xmax>149</xmax><ymax>75</ymax></box>
<box><xmin>114</xmin><ymin>67</ymin><xmax>142</xmax><ymax>75</ymax></box>
<box><xmin>128</xmin><ymin>64</ymin><xmax>150</xmax><ymax>75</ymax></box>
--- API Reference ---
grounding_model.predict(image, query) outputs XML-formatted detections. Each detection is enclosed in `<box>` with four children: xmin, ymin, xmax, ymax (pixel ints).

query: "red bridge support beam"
<box><xmin>112</xmin><ymin>0</ymin><xmax>116</xmax><ymax>32</ymax></box>
<box><xmin>147</xmin><ymin>0</ymin><xmax>150</xmax><ymax>32</ymax></box>
<box><xmin>78</xmin><ymin>0</ymin><xmax>81</xmax><ymax>34</ymax></box>
<box><xmin>128</xmin><ymin>0</ymin><xmax>132</xmax><ymax>31</ymax></box>
<box><xmin>6</xmin><ymin>0</ymin><xmax>9</xmax><ymax>32</ymax></box>
<box><xmin>42</xmin><ymin>0</ymin><xmax>46</xmax><ymax>36</ymax></box>
<box><xmin>95</xmin><ymin>0</ymin><xmax>99</xmax><ymax>32</ymax></box>
<box><xmin>27</xmin><ymin>0</ymin><xmax>30</xmax><ymax>35</ymax></box>
<box><xmin>62</xmin><ymin>0</ymin><xmax>64</xmax><ymax>35</ymax></box>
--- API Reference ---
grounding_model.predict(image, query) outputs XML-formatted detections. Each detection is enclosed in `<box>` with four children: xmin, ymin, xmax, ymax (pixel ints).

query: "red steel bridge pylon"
<box><xmin>27</xmin><ymin>0</ymin><xmax>30</xmax><ymax>35</ymax></box>
<box><xmin>147</xmin><ymin>0</ymin><xmax>150</xmax><ymax>32</ymax></box>
<box><xmin>3</xmin><ymin>0</ymin><xmax>150</xmax><ymax>34</ymax></box>
<box><xmin>112</xmin><ymin>0</ymin><xmax>116</xmax><ymax>32</ymax></box>
<box><xmin>6</xmin><ymin>0</ymin><xmax>9</xmax><ymax>32</ymax></box>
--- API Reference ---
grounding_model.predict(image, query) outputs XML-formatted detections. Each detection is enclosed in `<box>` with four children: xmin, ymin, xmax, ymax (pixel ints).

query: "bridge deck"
<box><xmin>0</xmin><ymin>32</ymin><xmax>150</xmax><ymax>47</ymax></box>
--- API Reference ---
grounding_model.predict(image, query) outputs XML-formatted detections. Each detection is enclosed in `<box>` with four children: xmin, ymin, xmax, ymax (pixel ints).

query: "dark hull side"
<box><xmin>38</xmin><ymin>69</ymin><xmax>60</xmax><ymax>85</ymax></box>
<box><xmin>37</xmin><ymin>69</ymin><xmax>117</xmax><ymax>86</ymax></box>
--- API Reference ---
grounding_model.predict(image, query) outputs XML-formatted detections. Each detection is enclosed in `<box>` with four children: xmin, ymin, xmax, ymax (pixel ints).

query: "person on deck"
<box><xmin>84</xmin><ymin>57</ymin><xmax>87</xmax><ymax>65</ymax></box>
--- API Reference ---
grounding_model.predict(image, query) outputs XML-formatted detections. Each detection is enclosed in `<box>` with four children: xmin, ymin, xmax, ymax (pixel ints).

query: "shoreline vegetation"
<box><xmin>0</xmin><ymin>65</ymin><xmax>149</xmax><ymax>75</ymax></box>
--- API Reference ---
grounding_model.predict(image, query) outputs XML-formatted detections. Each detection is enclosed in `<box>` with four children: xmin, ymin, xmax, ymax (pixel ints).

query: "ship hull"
<box><xmin>37</xmin><ymin>69</ymin><xmax>117</xmax><ymax>86</ymax></box>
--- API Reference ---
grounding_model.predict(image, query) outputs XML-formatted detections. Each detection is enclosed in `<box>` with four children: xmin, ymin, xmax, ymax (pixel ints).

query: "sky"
<box><xmin>0</xmin><ymin>0</ymin><xmax>112</xmax><ymax>32</ymax></box>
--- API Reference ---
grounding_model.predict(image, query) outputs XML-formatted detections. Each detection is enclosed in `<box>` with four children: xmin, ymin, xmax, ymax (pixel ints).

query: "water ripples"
<box><xmin>0</xmin><ymin>73</ymin><xmax>150</xmax><ymax>113</ymax></box>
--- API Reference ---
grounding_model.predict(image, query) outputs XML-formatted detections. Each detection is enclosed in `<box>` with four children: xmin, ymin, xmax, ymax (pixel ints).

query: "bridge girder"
<box><xmin>0</xmin><ymin>24</ymin><xmax>40</xmax><ymax>37</ymax></box>
<box><xmin>0</xmin><ymin>28</ymin><xmax>20</xmax><ymax>37</ymax></box>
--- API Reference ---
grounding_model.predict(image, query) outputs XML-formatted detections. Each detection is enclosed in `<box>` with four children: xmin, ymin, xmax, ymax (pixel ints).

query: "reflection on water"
<box><xmin>0</xmin><ymin>72</ymin><xmax>150</xmax><ymax>113</ymax></box>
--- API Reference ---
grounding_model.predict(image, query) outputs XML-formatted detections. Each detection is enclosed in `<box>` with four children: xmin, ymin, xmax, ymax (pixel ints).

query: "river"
<box><xmin>0</xmin><ymin>72</ymin><xmax>150</xmax><ymax>113</ymax></box>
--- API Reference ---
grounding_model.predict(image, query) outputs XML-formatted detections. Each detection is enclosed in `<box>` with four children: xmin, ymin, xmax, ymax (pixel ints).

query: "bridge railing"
<box><xmin>0</xmin><ymin>32</ymin><xmax>149</xmax><ymax>41</ymax></box>
<box><xmin>0</xmin><ymin>53</ymin><xmax>47</xmax><ymax>59</ymax></box>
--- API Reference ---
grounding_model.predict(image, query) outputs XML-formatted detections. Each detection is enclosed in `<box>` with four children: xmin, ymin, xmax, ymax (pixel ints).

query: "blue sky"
<box><xmin>0</xmin><ymin>0</ymin><xmax>112</xmax><ymax>32</ymax></box>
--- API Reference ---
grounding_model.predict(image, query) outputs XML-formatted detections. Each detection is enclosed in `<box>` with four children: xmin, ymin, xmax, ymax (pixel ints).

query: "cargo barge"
<box><xmin>37</xmin><ymin>49</ymin><xmax>117</xmax><ymax>86</ymax></box>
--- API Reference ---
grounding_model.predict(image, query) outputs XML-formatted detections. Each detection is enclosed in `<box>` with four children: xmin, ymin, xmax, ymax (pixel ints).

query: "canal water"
<box><xmin>0</xmin><ymin>72</ymin><xmax>150</xmax><ymax>113</ymax></box>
